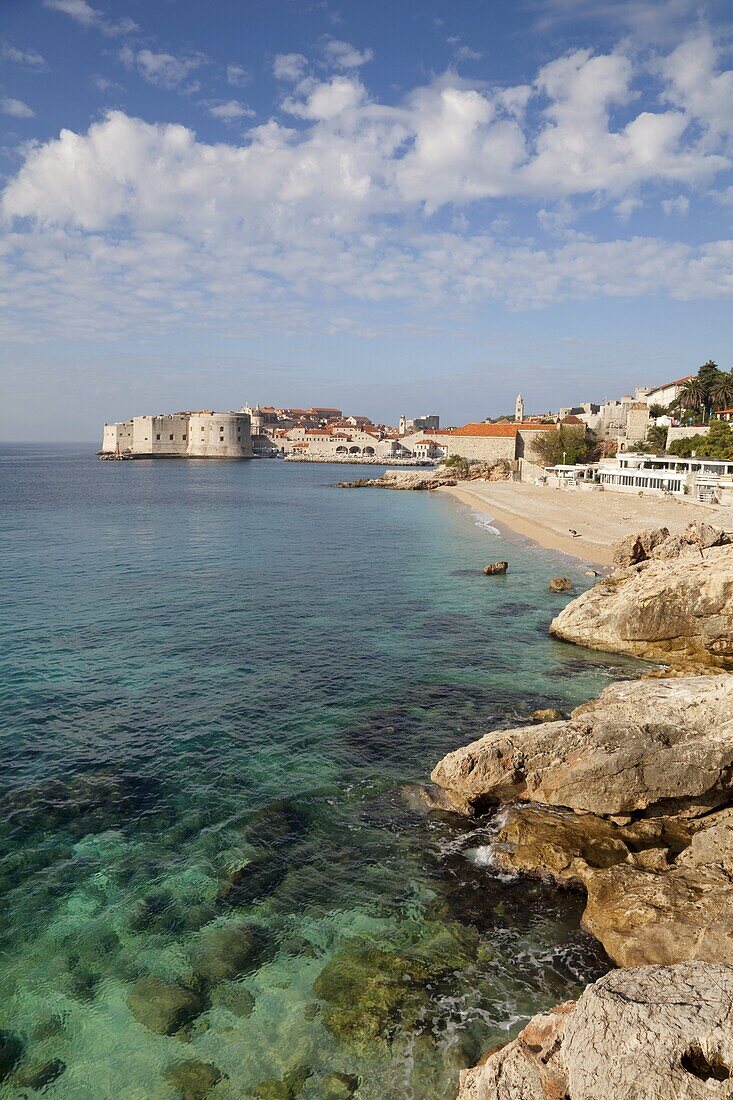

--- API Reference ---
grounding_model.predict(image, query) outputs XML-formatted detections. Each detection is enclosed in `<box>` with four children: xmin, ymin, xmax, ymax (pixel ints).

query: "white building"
<box><xmin>101</xmin><ymin>411</ymin><xmax>253</xmax><ymax>459</ymax></box>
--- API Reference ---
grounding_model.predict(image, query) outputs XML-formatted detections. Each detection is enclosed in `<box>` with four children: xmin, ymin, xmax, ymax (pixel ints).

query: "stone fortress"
<box><xmin>101</xmin><ymin>410</ymin><xmax>253</xmax><ymax>459</ymax></box>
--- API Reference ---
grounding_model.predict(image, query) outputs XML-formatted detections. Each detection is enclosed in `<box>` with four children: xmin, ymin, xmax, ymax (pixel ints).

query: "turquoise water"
<box><xmin>0</xmin><ymin>446</ymin><xmax>636</xmax><ymax>1099</ymax></box>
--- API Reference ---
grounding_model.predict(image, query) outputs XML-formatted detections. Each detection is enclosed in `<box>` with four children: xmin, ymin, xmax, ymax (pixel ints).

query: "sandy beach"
<box><xmin>440</xmin><ymin>481</ymin><xmax>724</xmax><ymax>566</ymax></box>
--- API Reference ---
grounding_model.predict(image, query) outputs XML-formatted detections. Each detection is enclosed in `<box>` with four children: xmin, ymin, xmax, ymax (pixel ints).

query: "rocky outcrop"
<box><xmin>459</xmin><ymin>963</ymin><xmax>733</xmax><ymax>1100</ymax></box>
<box><xmin>550</xmin><ymin>525</ymin><xmax>733</xmax><ymax>668</ymax></box>
<box><xmin>431</xmin><ymin>675</ymin><xmax>733</xmax><ymax>967</ymax></box>
<box><xmin>431</xmin><ymin>675</ymin><xmax>733</xmax><ymax>818</ymax></box>
<box><xmin>548</xmin><ymin>577</ymin><xmax>573</xmax><ymax>592</ymax></box>
<box><xmin>483</xmin><ymin>561</ymin><xmax>508</xmax><ymax>575</ymax></box>
<box><xmin>490</xmin><ymin>803</ymin><xmax>733</xmax><ymax>967</ymax></box>
<box><xmin>337</xmin><ymin>471</ymin><xmax>457</xmax><ymax>490</ymax></box>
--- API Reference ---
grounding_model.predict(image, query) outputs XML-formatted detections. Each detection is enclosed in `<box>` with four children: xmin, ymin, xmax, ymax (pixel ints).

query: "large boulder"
<box><xmin>550</xmin><ymin>541</ymin><xmax>733</xmax><ymax>668</ymax></box>
<box><xmin>612</xmin><ymin>526</ymin><xmax>670</xmax><ymax>568</ymax></box>
<box><xmin>490</xmin><ymin>803</ymin><xmax>733</xmax><ymax>966</ymax></box>
<box><xmin>459</xmin><ymin>963</ymin><xmax>733</xmax><ymax>1100</ymax></box>
<box><xmin>431</xmin><ymin>675</ymin><xmax>733</xmax><ymax>818</ymax></box>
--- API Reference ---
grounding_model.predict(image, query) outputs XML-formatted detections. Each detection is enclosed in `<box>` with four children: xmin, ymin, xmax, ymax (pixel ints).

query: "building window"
<box><xmin>183</xmin><ymin>434</ymin><xmax>187</xmax><ymax>440</ymax></box>
<box><xmin>156</xmin><ymin>434</ymin><xmax>161</xmax><ymax>440</ymax></box>
<box><xmin>169</xmin><ymin>434</ymin><xmax>174</xmax><ymax>440</ymax></box>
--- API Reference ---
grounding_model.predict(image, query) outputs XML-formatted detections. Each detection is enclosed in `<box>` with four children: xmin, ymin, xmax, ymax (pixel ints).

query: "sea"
<box><xmin>0</xmin><ymin>444</ymin><xmax>639</xmax><ymax>1099</ymax></box>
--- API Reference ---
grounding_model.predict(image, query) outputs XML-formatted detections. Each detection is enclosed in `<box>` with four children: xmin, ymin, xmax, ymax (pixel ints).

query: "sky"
<box><xmin>2</xmin><ymin>0</ymin><xmax>733</xmax><ymax>439</ymax></box>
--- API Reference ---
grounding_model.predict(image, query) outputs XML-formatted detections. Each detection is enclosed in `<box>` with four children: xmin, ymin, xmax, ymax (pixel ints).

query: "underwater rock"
<box><xmin>313</xmin><ymin>927</ymin><xmax>475</xmax><ymax>1046</ymax></box>
<box><xmin>210</xmin><ymin>980</ymin><xmax>255</xmax><ymax>1017</ymax></box>
<box><xmin>14</xmin><ymin>1058</ymin><xmax>66</xmax><ymax>1090</ymax></box>
<box><xmin>483</xmin><ymin>562</ymin><xmax>508</xmax><ymax>575</ymax></box>
<box><xmin>127</xmin><ymin>975</ymin><xmax>206</xmax><ymax>1035</ymax></box>
<box><xmin>189</xmin><ymin>923</ymin><xmax>261</xmax><ymax>983</ymax></box>
<box><xmin>219</xmin><ymin>852</ymin><xmax>289</xmax><ymax>906</ymax></box>
<box><xmin>243</xmin><ymin>798</ymin><xmax>311</xmax><ymax>850</ymax></box>
<box><xmin>255</xmin><ymin>1066</ymin><xmax>311</xmax><ymax>1099</ymax></box>
<box><xmin>0</xmin><ymin>1031</ymin><xmax>24</xmax><ymax>1083</ymax></box>
<box><xmin>399</xmin><ymin>783</ymin><xmax>472</xmax><ymax>816</ymax></box>
<box><xmin>321</xmin><ymin>1072</ymin><xmax>360</xmax><ymax>1099</ymax></box>
<box><xmin>165</xmin><ymin>1059</ymin><xmax>223</xmax><ymax>1100</ymax></box>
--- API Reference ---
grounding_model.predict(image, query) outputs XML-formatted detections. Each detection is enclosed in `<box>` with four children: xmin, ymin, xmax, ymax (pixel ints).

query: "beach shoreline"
<box><xmin>438</xmin><ymin>480</ymin><xmax>721</xmax><ymax>566</ymax></box>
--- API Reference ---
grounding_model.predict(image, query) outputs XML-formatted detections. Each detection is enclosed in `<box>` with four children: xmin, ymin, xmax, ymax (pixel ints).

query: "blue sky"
<box><xmin>2</xmin><ymin>0</ymin><xmax>733</xmax><ymax>439</ymax></box>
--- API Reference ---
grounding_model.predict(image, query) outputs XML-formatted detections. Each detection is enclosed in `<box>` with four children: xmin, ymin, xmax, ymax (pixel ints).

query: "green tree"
<box><xmin>710</xmin><ymin>370</ymin><xmax>733</xmax><ymax>413</ymax></box>
<box><xmin>531</xmin><ymin>425</ymin><xmax>590</xmax><ymax>467</ymax></box>
<box><xmin>648</xmin><ymin>403</ymin><xmax>667</xmax><ymax>419</ymax></box>
<box><xmin>669</xmin><ymin>419</ymin><xmax>733</xmax><ymax>460</ymax></box>
<box><xmin>645</xmin><ymin>424</ymin><xmax>668</xmax><ymax>453</ymax></box>
<box><xmin>442</xmin><ymin>454</ymin><xmax>472</xmax><ymax>478</ymax></box>
<box><xmin>678</xmin><ymin>375</ymin><xmax>707</xmax><ymax>421</ymax></box>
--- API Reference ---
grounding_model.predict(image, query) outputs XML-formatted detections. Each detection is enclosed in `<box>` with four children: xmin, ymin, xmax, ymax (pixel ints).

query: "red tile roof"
<box><xmin>434</xmin><ymin>422</ymin><xmax>555</xmax><ymax>437</ymax></box>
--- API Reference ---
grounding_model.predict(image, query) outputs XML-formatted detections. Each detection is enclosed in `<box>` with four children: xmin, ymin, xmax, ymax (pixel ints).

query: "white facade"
<box><xmin>101</xmin><ymin>411</ymin><xmax>253</xmax><ymax>459</ymax></box>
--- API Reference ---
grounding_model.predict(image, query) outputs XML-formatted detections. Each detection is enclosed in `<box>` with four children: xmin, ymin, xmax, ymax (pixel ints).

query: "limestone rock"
<box><xmin>459</xmin><ymin>963</ymin><xmax>733</xmax><ymax>1100</ymax></box>
<box><xmin>548</xmin><ymin>577</ymin><xmax>573</xmax><ymax>592</ymax></box>
<box><xmin>529</xmin><ymin>708</ymin><xmax>565</xmax><ymax>723</ymax></box>
<box><xmin>581</xmin><ymin>814</ymin><xmax>733</xmax><ymax>966</ymax></box>
<box><xmin>550</xmin><ymin>542</ymin><xmax>733</xmax><ymax>668</ymax></box>
<box><xmin>612</xmin><ymin>526</ymin><xmax>670</xmax><ymax>568</ymax></box>
<box><xmin>431</xmin><ymin>675</ymin><xmax>733</xmax><ymax>817</ymax></box>
<box><xmin>483</xmin><ymin>562</ymin><xmax>508</xmax><ymax>575</ymax></box>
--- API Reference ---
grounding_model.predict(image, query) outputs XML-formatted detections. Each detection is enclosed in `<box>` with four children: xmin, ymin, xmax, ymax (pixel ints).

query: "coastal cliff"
<box><xmin>430</xmin><ymin>526</ymin><xmax>733</xmax><ymax>1099</ymax></box>
<box><xmin>549</xmin><ymin>522</ymin><xmax>733</xmax><ymax>668</ymax></box>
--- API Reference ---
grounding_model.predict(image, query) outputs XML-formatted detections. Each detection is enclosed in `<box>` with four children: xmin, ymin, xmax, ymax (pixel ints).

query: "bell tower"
<box><xmin>515</xmin><ymin>394</ymin><xmax>524</xmax><ymax>423</ymax></box>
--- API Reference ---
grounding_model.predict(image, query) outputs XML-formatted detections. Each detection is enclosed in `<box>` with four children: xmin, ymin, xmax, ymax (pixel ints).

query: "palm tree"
<box><xmin>710</xmin><ymin>371</ymin><xmax>733</xmax><ymax>414</ymax></box>
<box><xmin>678</xmin><ymin>376</ymin><xmax>706</xmax><ymax>422</ymax></box>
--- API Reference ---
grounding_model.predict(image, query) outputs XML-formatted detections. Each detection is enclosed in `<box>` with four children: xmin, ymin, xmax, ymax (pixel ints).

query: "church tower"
<box><xmin>515</xmin><ymin>394</ymin><xmax>524</xmax><ymax>423</ymax></box>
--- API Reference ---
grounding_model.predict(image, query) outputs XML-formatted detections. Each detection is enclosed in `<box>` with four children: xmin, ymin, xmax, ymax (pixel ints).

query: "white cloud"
<box><xmin>119</xmin><ymin>46</ymin><xmax>204</xmax><ymax>89</ymax></box>
<box><xmin>322</xmin><ymin>39</ymin><xmax>373</xmax><ymax>69</ymax></box>
<box><xmin>661</xmin><ymin>34</ymin><xmax>733</xmax><ymax>147</ymax></box>
<box><xmin>272</xmin><ymin>53</ymin><xmax>308</xmax><ymax>82</ymax></box>
<box><xmin>662</xmin><ymin>194</ymin><xmax>689</xmax><ymax>216</ymax></box>
<box><xmin>1</xmin><ymin>42</ymin><xmax>47</xmax><ymax>67</ymax></box>
<box><xmin>226</xmin><ymin>64</ymin><xmax>249</xmax><ymax>87</ymax></box>
<box><xmin>455</xmin><ymin>45</ymin><xmax>482</xmax><ymax>61</ymax></box>
<box><xmin>1</xmin><ymin>97</ymin><xmax>35</xmax><ymax>118</ymax></box>
<box><xmin>207</xmin><ymin>99</ymin><xmax>255</xmax><ymax>121</ymax></box>
<box><xmin>283</xmin><ymin>76</ymin><xmax>366</xmax><ymax>120</ymax></box>
<box><xmin>3</xmin><ymin>35</ymin><xmax>733</xmax><ymax>341</ymax></box>
<box><xmin>615</xmin><ymin>196</ymin><xmax>642</xmax><ymax>221</ymax></box>
<box><xmin>43</xmin><ymin>0</ymin><xmax>137</xmax><ymax>36</ymax></box>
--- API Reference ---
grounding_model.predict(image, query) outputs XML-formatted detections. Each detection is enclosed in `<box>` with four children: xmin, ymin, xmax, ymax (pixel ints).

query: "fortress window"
<box><xmin>169</xmin><ymin>434</ymin><xmax>174</xmax><ymax>440</ymax></box>
<box><xmin>156</xmin><ymin>434</ymin><xmax>161</xmax><ymax>440</ymax></box>
<box><xmin>183</xmin><ymin>434</ymin><xmax>187</xmax><ymax>440</ymax></box>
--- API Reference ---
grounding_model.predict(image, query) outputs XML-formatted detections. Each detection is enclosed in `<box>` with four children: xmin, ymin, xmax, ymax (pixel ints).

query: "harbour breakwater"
<box><xmin>429</xmin><ymin>523</ymin><xmax>733</xmax><ymax>1098</ymax></box>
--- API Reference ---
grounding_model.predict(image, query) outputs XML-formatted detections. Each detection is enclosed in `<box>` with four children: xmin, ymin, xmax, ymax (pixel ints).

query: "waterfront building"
<box><xmin>546</xmin><ymin>452</ymin><xmax>733</xmax><ymax>504</ymax></box>
<box><xmin>404</xmin><ymin>421</ymin><xmax>558</xmax><ymax>463</ymax></box>
<box><xmin>101</xmin><ymin>410</ymin><xmax>253</xmax><ymax>459</ymax></box>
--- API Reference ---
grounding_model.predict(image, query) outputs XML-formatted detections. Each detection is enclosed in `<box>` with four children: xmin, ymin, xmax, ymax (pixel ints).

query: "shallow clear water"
<box><xmin>0</xmin><ymin>446</ymin><xmax>639</xmax><ymax>1099</ymax></box>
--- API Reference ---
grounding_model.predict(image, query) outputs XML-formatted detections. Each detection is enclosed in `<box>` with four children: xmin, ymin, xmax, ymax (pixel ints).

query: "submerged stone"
<box><xmin>189</xmin><ymin>923</ymin><xmax>261</xmax><ymax>983</ymax></box>
<box><xmin>164</xmin><ymin>1059</ymin><xmax>223</xmax><ymax>1100</ymax></box>
<box><xmin>14</xmin><ymin>1058</ymin><xmax>66</xmax><ymax>1090</ymax></box>
<box><xmin>313</xmin><ymin>927</ymin><xmax>476</xmax><ymax>1046</ymax></box>
<box><xmin>321</xmin><ymin>1071</ymin><xmax>360</xmax><ymax>1098</ymax></box>
<box><xmin>210</xmin><ymin>980</ymin><xmax>255</xmax><ymax>1017</ymax></box>
<box><xmin>127</xmin><ymin>975</ymin><xmax>205</xmax><ymax>1035</ymax></box>
<box><xmin>254</xmin><ymin>1066</ymin><xmax>311</xmax><ymax>1099</ymax></box>
<box><xmin>219</xmin><ymin>852</ymin><xmax>289</xmax><ymax>906</ymax></box>
<box><xmin>0</xmin><ymin>1031</ymin><xmax>24</xmax><ymax>1082</ymax></box>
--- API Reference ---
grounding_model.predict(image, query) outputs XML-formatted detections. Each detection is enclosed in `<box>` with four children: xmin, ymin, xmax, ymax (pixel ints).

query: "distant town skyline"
<box><xmin>2</xmin><ymin>0</ymin><xmax>733</xmax><ymax>440</ymax></box>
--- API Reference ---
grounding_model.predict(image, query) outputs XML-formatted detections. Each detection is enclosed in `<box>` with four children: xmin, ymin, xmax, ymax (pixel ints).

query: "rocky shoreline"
<box><xmin>429</xmin><ymin>523</ymin><xmax>733</xmax><ymax>1098</ymax></box>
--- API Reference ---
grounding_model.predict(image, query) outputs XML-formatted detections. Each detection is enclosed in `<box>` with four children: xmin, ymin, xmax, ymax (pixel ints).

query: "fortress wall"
<box><xmin>434</xmin><ymin>436</ymin><xmax>518</xmax><ymax>462</ymax></box>
<box><xmin>187</xmin><ymin>412</ymin><xmax>253</xmax><ymax>458</ymax></box>
<box><xmin>101</xmin><ymin>419</ymin><xmax>133</xmax><ymax>453</ymax></box>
